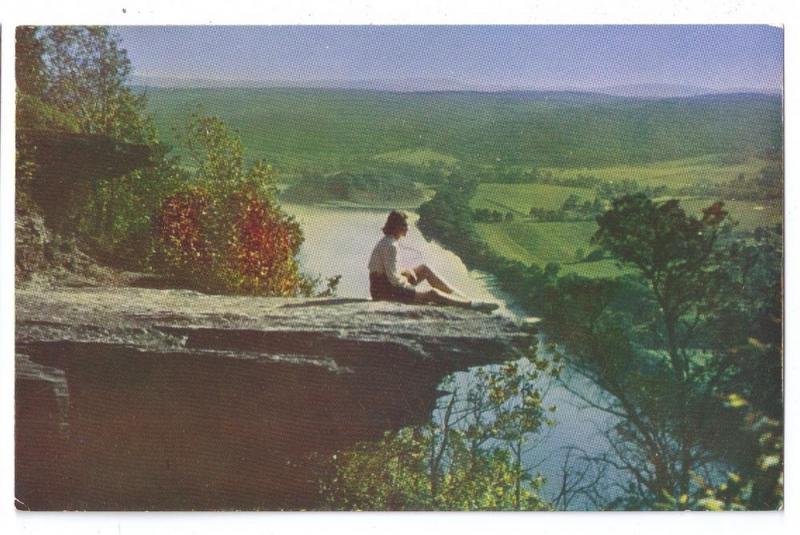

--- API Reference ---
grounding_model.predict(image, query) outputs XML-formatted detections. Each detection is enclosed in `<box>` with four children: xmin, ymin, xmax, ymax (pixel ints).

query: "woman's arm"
<box><xmin>383</xmin><ymin>243</ymin><xmax>416</xmax><ymax>290</ymax></box>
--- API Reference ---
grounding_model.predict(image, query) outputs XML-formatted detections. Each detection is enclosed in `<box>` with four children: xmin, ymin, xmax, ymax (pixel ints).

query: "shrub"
<box><xmin>156</xmin><ymin>186</ymin><xmax>213</xmax><ymax>277</ymax></box>
<box><xmin>156</xmin><ymin>183</ymin><xmax>310</xmax><ymax>296</ymax></box>
<box><xmin>220</xmin><ymin>186</ymin><xmax>307</xmax><ymax>295</ymax></box>
<box><xmin>318</xmin><ymin>358</ymin><xmax>557</xmax><ymax>511</ymax></box>
<box><xmin>154</xmin><ymin>112</ymin><xmax>315</xmax><ymax>296</ymax></box>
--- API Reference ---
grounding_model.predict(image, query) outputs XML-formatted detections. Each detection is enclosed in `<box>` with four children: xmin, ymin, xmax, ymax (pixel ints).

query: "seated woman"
<box><xmin>367</xmin><ymin>210</ymin><xmax>499</xmax><ymax>313</ymax></box>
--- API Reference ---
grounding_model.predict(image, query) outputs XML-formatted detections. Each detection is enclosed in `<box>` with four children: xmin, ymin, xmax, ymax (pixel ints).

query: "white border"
<box><xmin>0</xmin><ymin>1</ymin><xmax>794</xmax><ymax>534</ymax></box>
<box><xmin>0</xmin><ymin>0</ymin><xmax>791</xmax><ymax>25</ymax></box>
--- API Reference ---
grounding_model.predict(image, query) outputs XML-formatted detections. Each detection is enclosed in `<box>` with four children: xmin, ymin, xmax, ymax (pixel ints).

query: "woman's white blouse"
<box><xmin>367</xmin><ymin>235</ymin><xmax>415</xmax><ymax>290</ymax></box>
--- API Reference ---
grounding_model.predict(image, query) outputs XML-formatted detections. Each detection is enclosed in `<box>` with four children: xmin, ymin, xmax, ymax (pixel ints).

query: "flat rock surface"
<box><xmin>17</xmin><ymin>286</ymin><xmax>530</xmax><ymax>368</ymax></box>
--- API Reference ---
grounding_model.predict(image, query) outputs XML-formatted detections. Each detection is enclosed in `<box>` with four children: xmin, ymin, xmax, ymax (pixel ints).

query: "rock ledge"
<box><xmin>16</xmin><ymin>287</ymin><xmax>531</xmax><ymax>510</ymax></box>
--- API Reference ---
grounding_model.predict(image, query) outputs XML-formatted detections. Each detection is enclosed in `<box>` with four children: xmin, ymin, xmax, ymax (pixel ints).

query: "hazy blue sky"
<box><xmin>113</xmin><ymin>25</ymin><xmax>783</xmax><ymax>92</ymax></box>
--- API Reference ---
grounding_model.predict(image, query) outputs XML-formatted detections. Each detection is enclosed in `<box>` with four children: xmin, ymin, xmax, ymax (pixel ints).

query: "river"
<box><xmin>284</xmin><ymin>203</ymin><xmax>626</xmax><ymax>509</ymax></box>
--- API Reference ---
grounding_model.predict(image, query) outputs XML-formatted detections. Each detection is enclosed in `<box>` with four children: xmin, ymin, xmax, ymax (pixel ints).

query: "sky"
<box><xmin>113</xmin><ymin>25</ymin><xmax>783</xmax><ymax>92</ymax></box>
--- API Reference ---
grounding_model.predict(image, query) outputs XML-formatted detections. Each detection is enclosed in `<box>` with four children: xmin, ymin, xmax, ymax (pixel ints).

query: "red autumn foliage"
<box><xmin>223</xmin><ymin>187</ymin><xmax>305</xmax><ymax>295</ymax></box>
<box><xmin>156</xmin><ymin>187</ymin><xmax>211</xmax><ymax>270</ymax></box>
<box><xmin>156</xmin><ymin>185</ymin><xmax>307</xmax><ymax>296</ymax></box>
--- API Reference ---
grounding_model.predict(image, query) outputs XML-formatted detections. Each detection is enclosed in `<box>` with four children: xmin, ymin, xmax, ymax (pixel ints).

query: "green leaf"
<box><xmin>698</xmin><ymin>498</ymin><xmax>725</xmax><ymax>512</ymax></box>
<box><xmin>759</xmin><ymin>455</ymin><xmax>781</xmax><ymax>470</ymax></box>
<box><xmin>724</xmin><ymin>393</ymin><xmax>749</xmax><ymax>409</ymax></box>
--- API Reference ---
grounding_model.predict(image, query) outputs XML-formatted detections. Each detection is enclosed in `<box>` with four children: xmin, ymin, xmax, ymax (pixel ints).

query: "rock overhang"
<box><xmin>15</xmin><ymin>286</ymin><xmax>533</xmax><ymax>510</ymax></box>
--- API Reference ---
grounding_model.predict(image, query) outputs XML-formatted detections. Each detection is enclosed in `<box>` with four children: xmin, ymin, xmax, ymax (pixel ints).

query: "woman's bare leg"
<box><xmin>415</xmin><ymin>288</ymin><xmax>472</xmax><ymax>309</ymax></box>
<box><xmin>413</xmin><ymin>264</ymin><xmax>462</xmax><ymax>295</ymax></box>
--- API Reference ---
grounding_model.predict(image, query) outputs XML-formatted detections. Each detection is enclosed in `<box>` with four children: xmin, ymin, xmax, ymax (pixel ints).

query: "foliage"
<box><xmin>16</xmin><ymin>27</ymin><xmax>47</xmax><ymax>96</ymax></box>
<box><xmin>698</xmin><ymin>225</ymin><xmax>783</xmax><ymax>419</ymax></box>
<box><xmin>473</xmin><ymin>208</ymin><xmax>516</xmax><ymax>223</ymax></box>
<box><xmin>655</xmin><ymin>401</ymin><xmax>783</xmax><ymax>511</ymax></box>
<box><xmin>155</xmin><ymin>186</ymin><xmax>212</xmax><ymax>271</ymax></box>
<box><xmin>15</xmin><ymin>26</ymin><xmax>178</xmax><ymax>266</ymax></box>
<box><xmin>527</xmin><ymin>196</ymin><xmax>606</xmax><ymax>222</ymax></box>
<box><xmin>36</xmin><ymin>26</ymin><xmax>156</xmax><ymax>143</ymax></box>
<box><xmin>419</xmin><ymin>182</ymin><xmax>781</xmax><ymax>508</ymax></box>
<box><xmin>534</xmin><ymin>195</ymin><xmax>783</xmax><ymax>509</ymax></box>
<box><xmin>78</xmin><ymin>144</ymin><xmax>186</xmax><ymax>269</ymax></box>
<box><xmin>417</xmin><ymin>175</ymin><xmax>486</xmax><ymax>262</ymax></box>
<box><xmin>283</xmin><ymin>171</ymin><xmax>423</xmax><ymax>205</ymax></box>
<box><xmin>15</xmin><ymin>26</ymin><xmax>782</xmax><ymax>512</ymax></box>
<box><xmin>16</xmin><ymin>27</ymin><xmax>317</xmax><ymax>293</ymax></box>
<box><xmin>155</xmin><ymin>113</ymin><xmax>313</xmax><ymax>296</ymax></box>
<box><xmin>16</xmin><ymin>27</ymin><xmax>79</xmax><ymax>133</ymax></box>
<box><xmin>318</xmin><ymin>357</ymin><xmax>559</xmax><ymax>511</ymax></box>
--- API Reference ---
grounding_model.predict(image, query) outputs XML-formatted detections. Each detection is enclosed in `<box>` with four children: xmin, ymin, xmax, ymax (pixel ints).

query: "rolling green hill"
<box><xmin>142</xmin><ymin>88</ymin><xmax>782</xmax><ymax>173</ymax></box>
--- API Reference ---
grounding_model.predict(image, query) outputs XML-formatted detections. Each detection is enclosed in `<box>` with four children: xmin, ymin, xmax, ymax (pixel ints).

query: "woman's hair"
<box><xmin>382</xmin><ymin>210</ymin><xmax>409</xmax><ymax>236</ymax></box>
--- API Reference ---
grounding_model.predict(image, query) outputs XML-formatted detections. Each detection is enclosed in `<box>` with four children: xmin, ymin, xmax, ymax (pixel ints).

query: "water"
<box><xmin>284</xmin><ymin>203</ymin><xmax>626</xmax><ymax>509</ymax></box>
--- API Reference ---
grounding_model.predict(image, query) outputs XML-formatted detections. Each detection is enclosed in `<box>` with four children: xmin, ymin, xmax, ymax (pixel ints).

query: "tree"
<box><xmin>16</xmin><ymin>26</ymin><xmax>174</xmax><ymax>265</ymax></box>
<box><xmin>16</xmin><ymin>27</ymin><xmax>47</xmax><ymax>99</ymax></box>
<box><xmin>38</xmin><ymin>26</ymin><xmax>155</xmax><ymax>143</ymax></box>
<box><xmin>593</xmin><ymin>195</ymin><xmax>734</xmax><ymax>503</ymax></box>
<box><xmin>16</xmin><ymin>26</ymin><xmax>79</xmax><ymax>183</ymax></box>
<box><xmin>704</xmin><ymin>225</ymin><xmax>783</xmax><ymax>421</ymax></box>
<box><xmin>16</xmin><ymin>26</ymin><xmax>153</xmax><ymax>140</ymax></box>
<box><xmin>561</xmin><ymin>193</ymin><xmax>580</xmax><ymax>212</ymax></box>
<box><xmin>592</xmin><ymin>195</ymin><xmax>731</xmax><ymax>388</ymax></box>
<box><xmin>546</xmin><ymin>194</ymin><xmax>782</xmax><ymax>509</ymax></box>
<box><xmin>417</xmin><ymin>175</ymin><xmax>483</xmax><ymax>260</ymax></box>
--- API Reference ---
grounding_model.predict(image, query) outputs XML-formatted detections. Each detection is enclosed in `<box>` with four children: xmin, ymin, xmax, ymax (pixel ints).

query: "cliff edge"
<box><xmin>16</xmin><ymin>287</ymin><xmax>532</xmax><ymax>510</ymax></box>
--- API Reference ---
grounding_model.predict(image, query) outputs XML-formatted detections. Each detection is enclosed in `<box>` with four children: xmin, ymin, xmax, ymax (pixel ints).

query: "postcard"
<box><xmin>13</xmin><ymin>22</ymin><xmax>784</xmax><ymax>514</ymax></box>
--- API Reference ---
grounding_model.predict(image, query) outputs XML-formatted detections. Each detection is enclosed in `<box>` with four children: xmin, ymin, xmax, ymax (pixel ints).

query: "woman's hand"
<box><xmin>401</xmin><ymin>270</ymin><xmax>418</xmax><ymax>285</ymax></box>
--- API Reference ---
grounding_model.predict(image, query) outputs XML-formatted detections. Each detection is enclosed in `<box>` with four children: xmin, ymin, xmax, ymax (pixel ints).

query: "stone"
<box><xmin>16</xmin><ymin>287</ymin><xmax>532</xmax><ymax>510</ymax></box>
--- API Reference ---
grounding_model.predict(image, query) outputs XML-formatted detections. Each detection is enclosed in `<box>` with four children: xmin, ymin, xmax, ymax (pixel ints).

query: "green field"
<box><xmin>373</xmin><ymin>148</ymin><xmax>459</xmax><ymax>167</ymax></box>
<box><xmin>677</xmin><ymin>198</ymin><xmax>783</xmax><ymax>231</ymax></box>
<box><xmin>475</xmin><ymin>187</ymin><xmax>782</xmax><ymax>278</ymax></box>
<box><xmin>543</xmin><ymin>154</ymin><xmax>770</xmax><ymax>189</ymax></box>
<box><xmin>471</xmin><ymin>183</ymin><xmax>595</xmax><ymax>214</ymax></box>
<box><xmin>476</xmin><ymin>220</ymin><xmax>598</xmax><ymax>264</ymax></box>
<box><xmin>476</xmin><ymin>219</ymin><xmax>634</xmax><ymax>278</ymax></box>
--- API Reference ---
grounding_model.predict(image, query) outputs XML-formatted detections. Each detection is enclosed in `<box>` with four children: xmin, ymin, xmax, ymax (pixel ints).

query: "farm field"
<box><xmin>475</xmin><ymin>220</ymin><xmax>634</xmax><ymax>278</ymax></box>
<box><xmin>542</xmin><ymin>154</ymin><xmax>770</xmax><ymax>189</ymax></box>
<box><xmin>476</xmin><ymin>220</ymin><xmax>599</xmax><ymax>265</ymax></box>
<box><xmin>474</xmin><ymin>183</ymin><xmax>782</xmax><ymax>278</ymax></box>
<box><xmin>678</xmin><ymin>197</ymin><xmax>783</xmax><ymax>230</ymax></box>
<box><xmin>471</xmin><ymin>183</ymin><xmax>595</xmax><ymax>215</ymax></box>
<box><xmin>372</xmin><ymin>148</ymin><xmax>459</xmax><ymax>167</ymax></box>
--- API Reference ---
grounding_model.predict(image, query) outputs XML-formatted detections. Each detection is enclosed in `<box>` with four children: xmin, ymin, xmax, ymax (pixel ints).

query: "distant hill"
<box><xmin>597</xmin><ymin>83</ymin><xmax>713</xmax><ymax>98</ymax></box>
<box><xmin>132</xmin><ymin>75</ymin><xmax>780</xmax><ymax>99</ymax></box>
<box><xmin>131</xmin><ymin>75</ymin><xmax>484</xmax><ymax>92</ymax></box>
<box><xmin>142</xmin><ymin>87</ymin><xmax>783</xmax><ymax>171</ymax></box>
<box><xmin>597</xmin><ymin>83</ymin><xmax>780</xmax><ymax>99</ymax></box>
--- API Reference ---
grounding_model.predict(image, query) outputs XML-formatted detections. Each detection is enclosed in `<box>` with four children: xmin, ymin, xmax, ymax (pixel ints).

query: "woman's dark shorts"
<box><xmin>369</xmin><ymin>272</ymin><xmax>417</xmax><ymax>303</ymax></box>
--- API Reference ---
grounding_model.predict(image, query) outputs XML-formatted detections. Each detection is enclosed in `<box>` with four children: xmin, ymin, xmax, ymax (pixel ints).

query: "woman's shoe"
<box><xmin>469</xmin><ymin>301</ymin><xmax>500</xmax><ymax>314</ymax></box>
